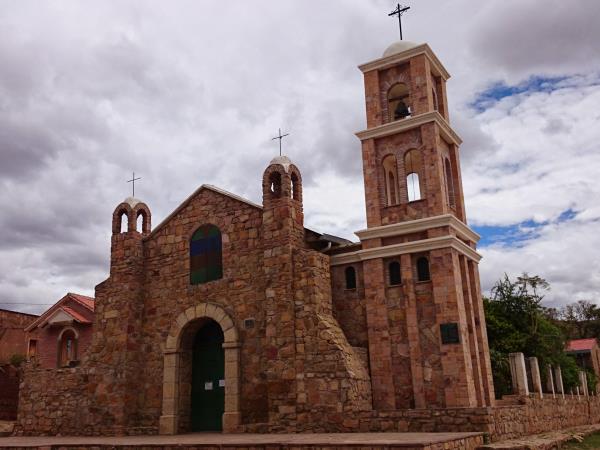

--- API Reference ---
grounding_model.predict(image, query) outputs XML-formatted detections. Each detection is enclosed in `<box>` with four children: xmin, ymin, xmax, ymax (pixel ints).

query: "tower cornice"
<box><xmin>358</xmin><ymin>43</ymin><xmax>450</xmax><ymax>80</ymax></box>
<box><xmin>355</xmin><ymin>111</ymin><xmax>462</xmax><ymax>145</ymax></box>
<box><xmin>355</xmin><ymin>214</ymin><xmax>480</xmax><ymax>243</ymax></box>
<box><xmin>329</xmin><ymin>235</ymin><xmax>482</xmax><ymax>266</ymax></box>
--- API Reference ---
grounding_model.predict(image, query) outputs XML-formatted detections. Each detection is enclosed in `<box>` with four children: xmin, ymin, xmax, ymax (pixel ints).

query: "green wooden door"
<box><xmin>190</xmin><ymin>320</ymin><xmax>225</xmax><ymax>432</ymax></box>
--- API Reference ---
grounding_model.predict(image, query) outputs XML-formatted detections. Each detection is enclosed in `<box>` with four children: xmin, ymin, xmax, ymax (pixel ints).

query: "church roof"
<box><xmin>566</xmin><ymin>338</ymin><xmax>598</xmax><ymax>353</ymax></box>
<box><xmin>147</xmin><ymin>184</ymin><xmax>351</xmax><ymax>249</ymax></box>
<box><xmin>148</xmin><ymin>184</ymin><xmax>262</xmax><ymax>238</ymax></box>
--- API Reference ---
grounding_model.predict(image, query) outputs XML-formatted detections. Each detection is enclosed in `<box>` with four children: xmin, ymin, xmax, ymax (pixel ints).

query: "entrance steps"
<box><xmin>0</xmin><ymin>432</ymin><xmax>484</xmax><ymax>449</ymax></box>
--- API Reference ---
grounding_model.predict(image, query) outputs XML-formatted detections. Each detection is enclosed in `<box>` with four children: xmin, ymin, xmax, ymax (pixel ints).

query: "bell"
<box><xmin>394</xmin><ymin>101</ymin><xmax>410</xmax><ymax>120</ymax></box>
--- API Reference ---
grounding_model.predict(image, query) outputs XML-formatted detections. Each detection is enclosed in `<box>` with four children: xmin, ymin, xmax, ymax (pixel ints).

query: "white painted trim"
<box><xmin>355</xmin><ymin>111</ymin><xmax>462</xmax><ymax>146</ymax></box>
<box><xmin>330</xmin><ymin>235</ymin><xmax>481</xmax><ymax>266</ymax></box>
<box><xmin>358</xmin><ymin>43</ymin><xmax>450</xmax><ymax>80</ymax></box>
<box><xmin>57</xmin><ymin>325</ymin><xmax>80</xmax><ymax>342</ymax></box>
<box><xmin>355</xmin><ymin>214</ymin><xmax>480</xmax><ymax>243</ymax></box>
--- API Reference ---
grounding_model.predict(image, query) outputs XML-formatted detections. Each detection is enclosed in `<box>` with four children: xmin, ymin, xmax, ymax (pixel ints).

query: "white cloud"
<box><xmin>0</xmin><ymin>0</ymin><xmax>598</xmax><ymax>311</ymax></box>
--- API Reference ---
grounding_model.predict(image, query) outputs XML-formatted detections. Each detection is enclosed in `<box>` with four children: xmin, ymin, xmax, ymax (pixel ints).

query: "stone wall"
<box><xmin>14</xmin><ymin>366</ymin><xmax>120</xmax><ymax>436</ymax></box>
<box><xmin>0</xmin><ymin>364</ymin><xmax>20</xmax><ymax>420</ymax></box>
<box><xmin>490</xmin><ymin>395</ymin><xmax>600</xmax><ymax>441</ymax></box>
<box><xmin>0</xmin><ymin>309</ymin><xmax>37</xmax><ymax>363</ymax></box>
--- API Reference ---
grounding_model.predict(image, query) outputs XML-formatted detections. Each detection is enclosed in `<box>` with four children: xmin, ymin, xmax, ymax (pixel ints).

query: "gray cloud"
<box><xmin>0</xmin><ymin>1</ymin><xmax>598</xmax><ymax>313</ymax></box>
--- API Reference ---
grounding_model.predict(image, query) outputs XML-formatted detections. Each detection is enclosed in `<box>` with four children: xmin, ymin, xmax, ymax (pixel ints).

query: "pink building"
<box><xmin>25</xmin><ymin>293</ymin><xmax>94</xmax><ymax>369</ymax></box>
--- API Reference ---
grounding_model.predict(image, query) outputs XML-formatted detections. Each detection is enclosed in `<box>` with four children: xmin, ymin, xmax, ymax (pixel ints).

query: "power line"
<box><xmin>0</xmin><ymin>302</ymin><xmax>54</xmax><ymax>305</ymax></box>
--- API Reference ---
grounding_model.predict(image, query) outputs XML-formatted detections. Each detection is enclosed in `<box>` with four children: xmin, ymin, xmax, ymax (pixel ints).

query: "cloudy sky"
<box><xmin>1</xmin><ymin>0</ymin><xmax>599</xmax><ymax>314</ymax></box>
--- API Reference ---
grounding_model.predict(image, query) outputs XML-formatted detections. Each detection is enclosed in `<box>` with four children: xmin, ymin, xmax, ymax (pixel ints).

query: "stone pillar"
<box><xmin>509</xmin><ymin>352</ymin><xmax>529</xmax><ymax>396</ymax></box>
<box><xmin>579</xmin><ymin>371</ymin><xmax>589</xmax><ymax>397</ymax></box>
<box><xmin>546</xmin><ymin>365</ymin><xmax>555</xmax><ymax>398</ymax></box>
<box><xmin>554</xmin><ymin>366</ymin><xmax>565</xmax><ymax>398</ymax></box>
<box><xmin>528</xmin><ymin>357</ymin><xmax>543</xmax><ymax>398</ymax></box>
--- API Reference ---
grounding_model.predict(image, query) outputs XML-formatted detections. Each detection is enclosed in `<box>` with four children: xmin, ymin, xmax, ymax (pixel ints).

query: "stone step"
<box><xmin>0</xmin><ymin>432</ymin><xmax>484</xmax><ymax>449</ymax></box>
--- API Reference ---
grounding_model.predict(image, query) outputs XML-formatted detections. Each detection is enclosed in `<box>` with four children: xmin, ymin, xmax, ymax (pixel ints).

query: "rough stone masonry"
<box><xmin>15</xmin><ymin>40</ymin><xmax>596</xmax><ymax>442</ymax></box>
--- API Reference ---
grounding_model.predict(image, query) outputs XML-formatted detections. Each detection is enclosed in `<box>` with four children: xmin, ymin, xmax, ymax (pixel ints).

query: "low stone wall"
<box><xmin>15</xmin><ymin>363</ymin><xmax>600</xmax><ymax>441</ymax></box>
<box><xmin>244</xmin><ymin>396</ymin><xmax>600</xmax><ymax>442</ymax></box>
<box><xmin>490</xmin><ymin>395</ymin><xmax>600</xmax><ymax>441</ymax></box>
<box><xmin>14</xmin><ymin>365</ymin><xmax>123</xmax><ymax>436</ymax></box>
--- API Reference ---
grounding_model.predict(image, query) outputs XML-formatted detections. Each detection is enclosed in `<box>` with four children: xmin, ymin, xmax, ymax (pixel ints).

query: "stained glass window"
<box><xmin>190</xmin><ymin>224</ymin><xmax>223</xmax><ymax>285</ymax></box>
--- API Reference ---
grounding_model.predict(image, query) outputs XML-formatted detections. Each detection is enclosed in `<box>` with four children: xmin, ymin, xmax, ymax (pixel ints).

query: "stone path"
<box><xmin>0</xmin><ymin>432</ymin><xmax>483</xmax><ymax>449</ymax></box>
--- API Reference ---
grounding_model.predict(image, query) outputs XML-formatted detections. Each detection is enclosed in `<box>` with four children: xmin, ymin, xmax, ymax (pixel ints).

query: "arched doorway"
<box><xmin>160</xmin><ymin>303</ymin><xmax>241</xmax><ymax>435</ymax></box>
<box><xmin>190</xmin><ymin>320</ymin><xmax>224</xmax><ymax>431</ymax></box>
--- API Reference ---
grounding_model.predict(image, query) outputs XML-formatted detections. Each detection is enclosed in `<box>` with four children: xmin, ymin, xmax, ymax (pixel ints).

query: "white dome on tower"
<box><xmin>383</xmin><ymin>41</ymin><xmax>419</xmax><ymax>58</ymax></box>
<box><xmin>269</xmin><ymin>155</ymin><xmax>293</xmax><ymax>173</ymax></box>
<box><xmin>124</xmin><ymin>196</ymin><xmax>141</xmax><ymax>208</ymax></box>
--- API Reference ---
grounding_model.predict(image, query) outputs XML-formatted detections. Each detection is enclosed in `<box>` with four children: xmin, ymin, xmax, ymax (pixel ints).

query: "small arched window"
<box><xmin>444</xmin><ymin>158</ymin><xmax>456</xmax><ymax>208</ymax></box>
<box><xmin>58</xmin><ymin>329</ymin><xmax>77</xmax><ymax>367</ymax></box>
<box><xmin>389</xmin><ymin>261</ymin><xmax>402</xmax><ymax>286</ymax></box>
<box><xmin>432</xmin><ymin>87</ymin><xmax>439</xmax><ymax>111</ymax></box>
<box><xmin>269</xmin><ymin>172</ymin><xmax>282</xmax><ymax>198</ymax></box>
<box><xmin>417</xmin><ymin>257</ymin><xmax>431</xmax><ymax>282</ymax></box>
<box><xmin>345</xmin><ymin>266</ymin><xmax>357</xmax><ymax>290</ymax></box>
<box><xmin>388</xmin><ymin>83</ymin><xmax>410</xmax><ymax>121</ymax></box>
<box><xmin>291</xmin><ymin>172</ymin><xmax>300</xmax><ymax>201</ymax></box>
<box><xmin>382</xmin><ymin>155</ymin><xmax>400</xmax><ymax>206</ymax></box>
<box><xmin>405</xmin><ymin>150</ymin><xmax>423</xmax><ymax>202</ymax></box>
<box><xmin>190</xmin><ymin>224</ymin><xmax>223</xmax><ymax>285</ymax></box>
<box><xmin>120</xmin><ymin>211</ymin><xmax>128</xmax><ymax>233</ymax></box>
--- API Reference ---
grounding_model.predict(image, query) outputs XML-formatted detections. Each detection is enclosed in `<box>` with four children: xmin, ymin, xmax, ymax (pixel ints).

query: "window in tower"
<box><xmin>344</xmin><ymin>266</ymin><xmax>357</xmax><ymax>290</ymax></box>
<box><xmin>382</xmin><ymin>155</ymin><xmax>400</xmax><ymax>206</ymax></box>
<box><xmin>432</xmin><ymin>87</ymin><xmax>439</xmax><ymax>111</ymax></box>
<box><xmin>416</xmin><ymin>257</ymin><xmax>431</xmax><ymax>282</ymax></box>
<box><xmin>388</xmin><ymin>261</ymin><xmax>402</xmax><ymax>286</ymax></box>
<box><xmin>444</xmin><ymin>158</ymin><xmax>456</xmax><ymax>208</ymax></box>
<box><xmin>404</xmin><ymin>150</ymin><xmax>423</xmax><ymax>202</ymax></box>
<box><xmin>387</xmin><ymin>83</ymin><xmax>411</xmax><ymax>121</ymax></box>
<box><xmin>190</xmin><ymin>224</ymin><xmax>223</xmax><ymax>285</ymax></box>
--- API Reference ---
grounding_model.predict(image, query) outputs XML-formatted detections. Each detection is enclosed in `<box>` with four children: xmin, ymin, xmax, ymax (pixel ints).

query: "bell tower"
<box><xmin>345</xmin><ymin>41</ymin><xmax>495</xmax><ymax>410</ymax></box>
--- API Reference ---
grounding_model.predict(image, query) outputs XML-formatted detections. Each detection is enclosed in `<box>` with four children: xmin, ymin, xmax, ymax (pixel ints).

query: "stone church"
<box><xmin>16</xmin><ymin>40</ymin><xmax>495</xmax><ymax>436</ymax></box>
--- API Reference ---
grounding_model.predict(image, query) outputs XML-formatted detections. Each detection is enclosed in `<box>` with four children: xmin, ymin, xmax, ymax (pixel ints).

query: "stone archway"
<box><xmin>159</xmin><ymin>303</ymin><xmax>241</xmax><ymax>434</ymax></box>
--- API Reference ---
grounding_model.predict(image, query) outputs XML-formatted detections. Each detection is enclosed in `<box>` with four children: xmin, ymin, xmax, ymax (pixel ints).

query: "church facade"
<box><xmin>16</xmin><ymin>41</ymin><xmax>495</xmax><ymax>436</ymax></box>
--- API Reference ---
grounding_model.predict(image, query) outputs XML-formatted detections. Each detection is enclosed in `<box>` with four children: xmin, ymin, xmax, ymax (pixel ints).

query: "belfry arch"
<box><xmin>159</xmin><ymin>303</ymin><xmax>241</xmax><ymax>434</ymax></box>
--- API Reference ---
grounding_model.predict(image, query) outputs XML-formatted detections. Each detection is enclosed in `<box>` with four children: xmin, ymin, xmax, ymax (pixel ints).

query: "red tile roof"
<box><xmin>25</xmin><ymin>292</ymin><xmax>95</xmax><ymax>331</ymax></box>
<box><xmin>61</xmin><ymin>306</ymin><xmax>93</xmax><ymax>324</ymax></box>
<box><xmin>566</xmin><ymin>338</ymin><xmax>598</xmax><ymax>352</ymax></box>
<box><xmin>69</xmin><ymin>293</ymin><xmax>95</xmax><ymax>311</ymax></box>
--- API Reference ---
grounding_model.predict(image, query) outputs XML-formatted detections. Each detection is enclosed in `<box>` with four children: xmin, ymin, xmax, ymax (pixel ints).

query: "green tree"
<box><xmin>484</xmin><ymin>273</ymin><xmax>579</xmax><ymax>397</ymax></box>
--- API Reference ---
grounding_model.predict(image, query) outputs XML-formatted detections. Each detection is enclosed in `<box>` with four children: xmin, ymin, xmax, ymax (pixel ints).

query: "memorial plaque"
<box><xmin>440</xmin><ymin>323</ymin><xmax>460</xmax><ymax>344</ymax></box>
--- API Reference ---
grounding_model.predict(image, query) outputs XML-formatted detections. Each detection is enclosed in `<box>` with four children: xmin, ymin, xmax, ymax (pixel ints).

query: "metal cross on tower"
<box><xmin>127</xmin><ymin>172</ymin><xmax>141</xmax><ymax>197</ymax></box>
<box><xmin>389</xmin><ymin>3</ymin><xmax>410</xmax><ymax>41</ymax></box>
<box><xmin>271</xmin><ymin>128</ymin><xmax>290</xmax><ymax>156</ymax></box>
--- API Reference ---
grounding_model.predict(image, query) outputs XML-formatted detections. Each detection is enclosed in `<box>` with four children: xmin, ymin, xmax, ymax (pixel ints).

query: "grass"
<box><xmin>563</xmin><ymin>432</ymin><xmax>600</xmax><ymax>449</ymax></box>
